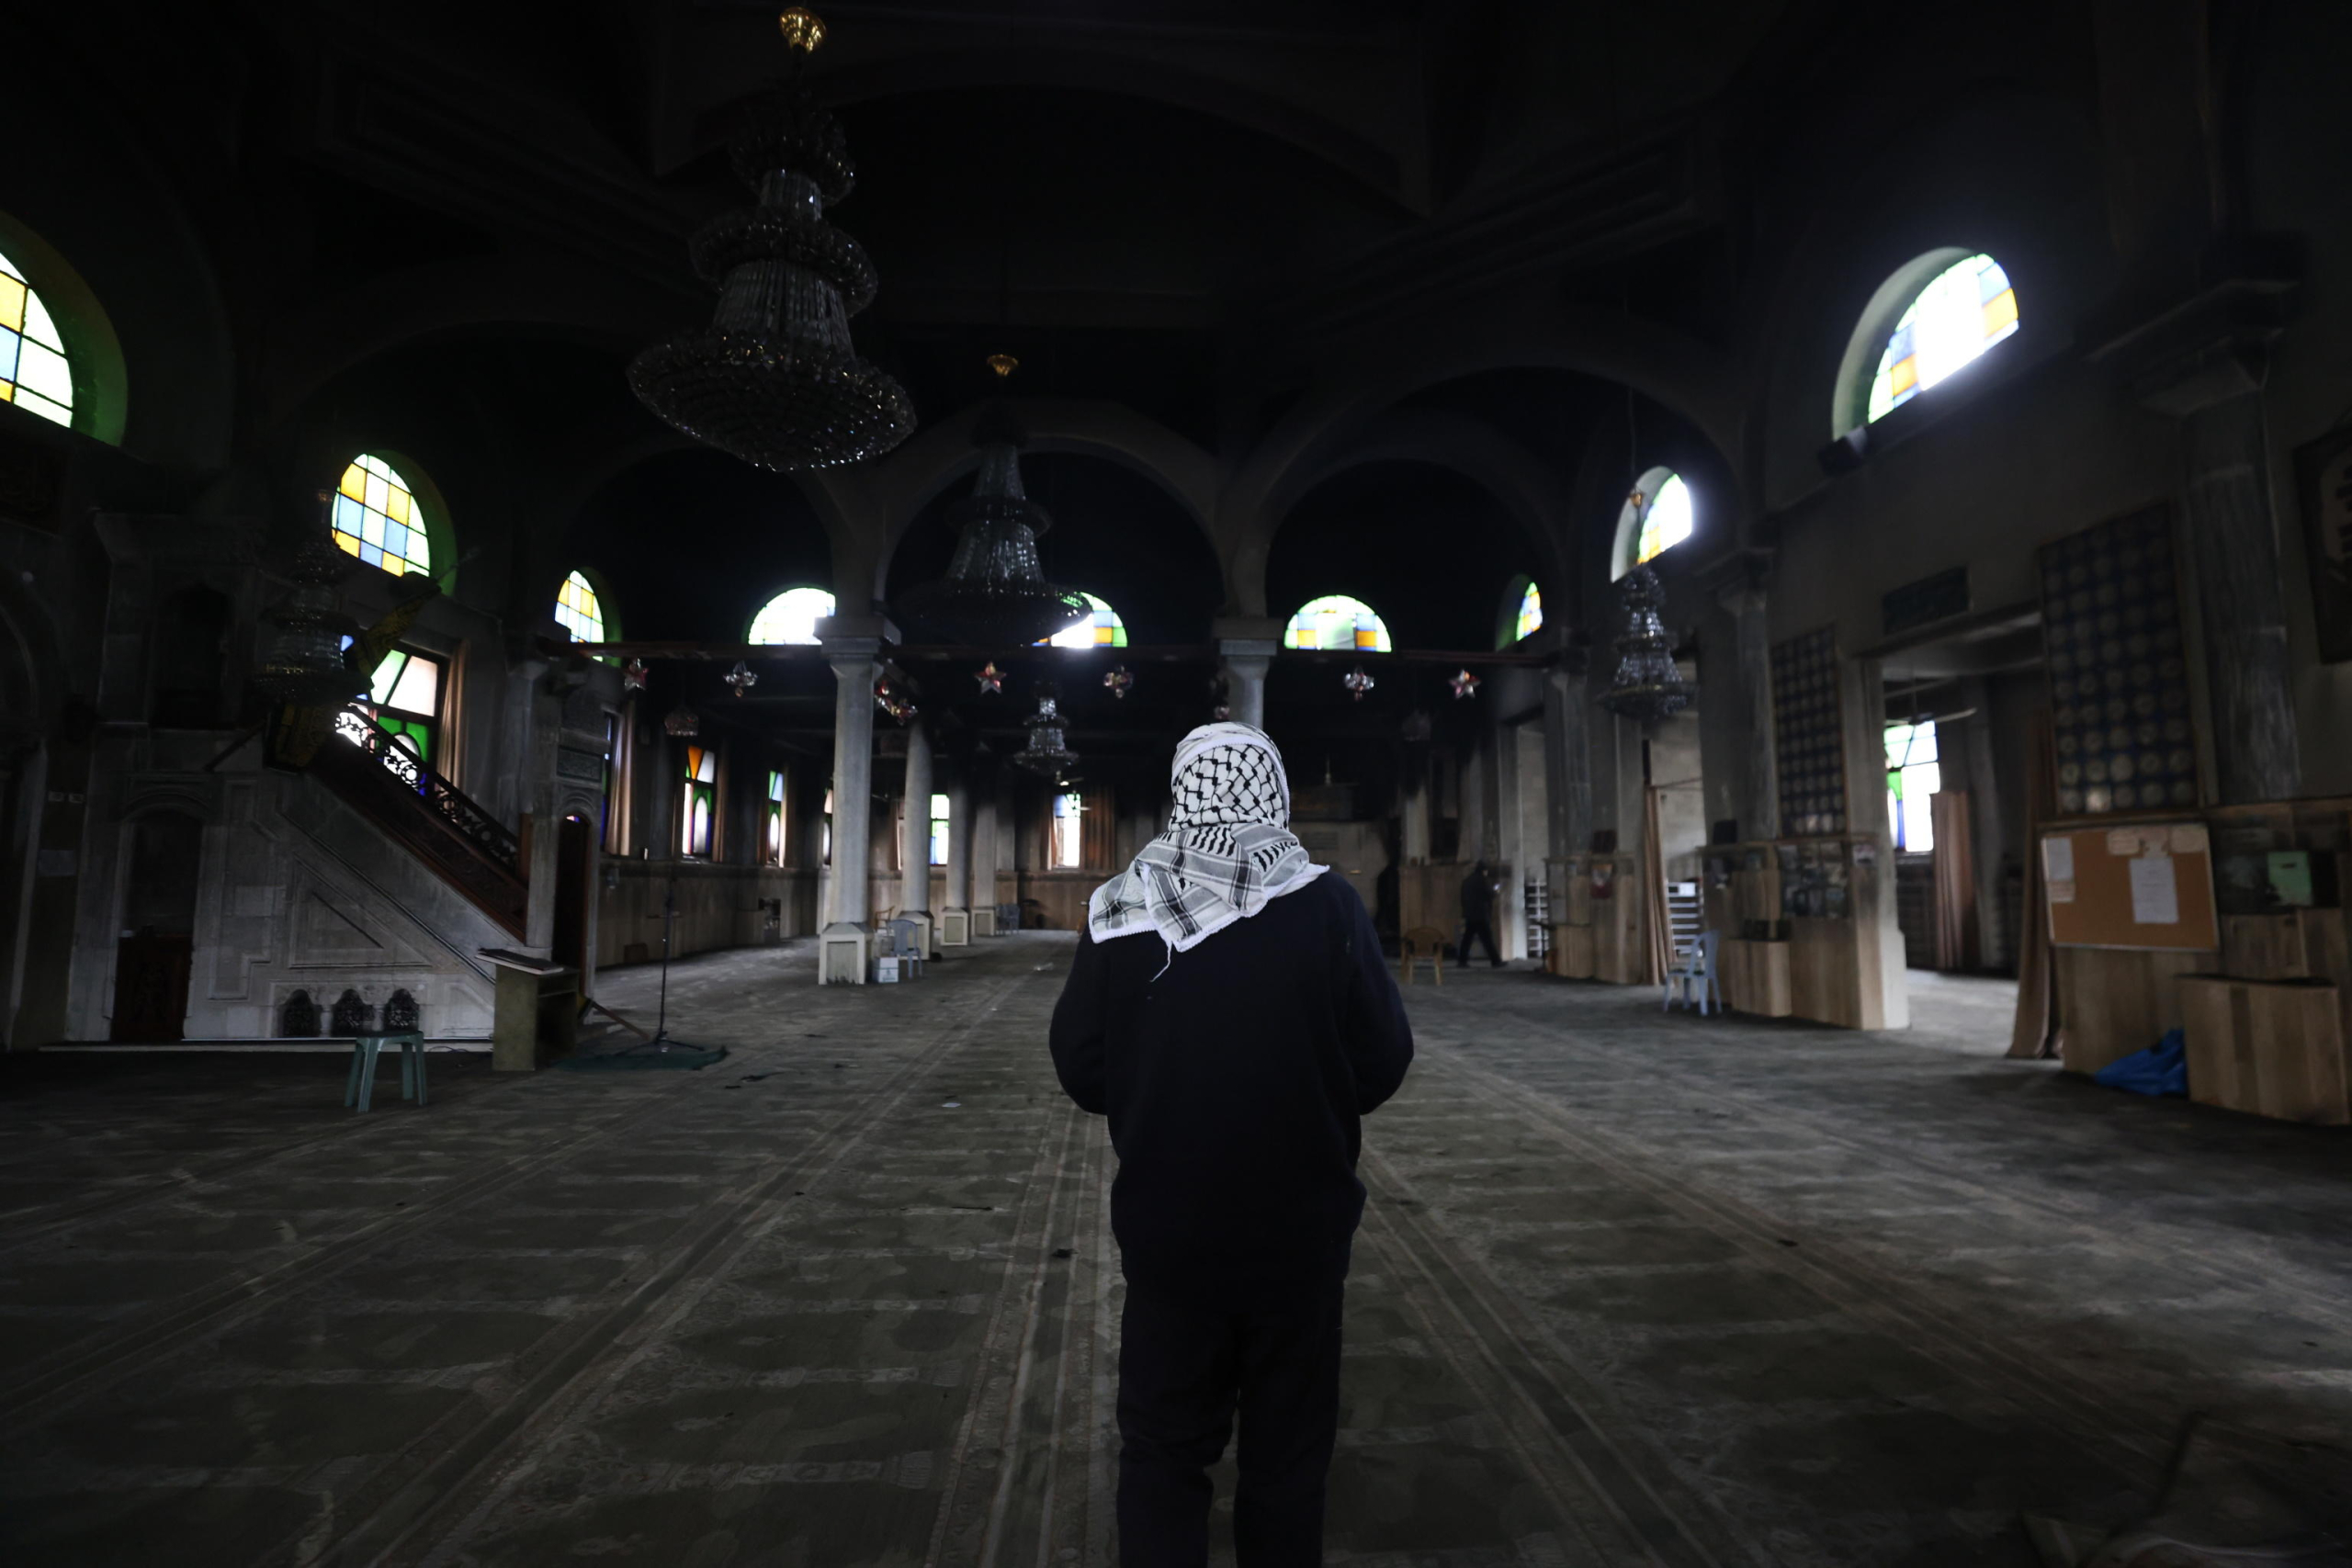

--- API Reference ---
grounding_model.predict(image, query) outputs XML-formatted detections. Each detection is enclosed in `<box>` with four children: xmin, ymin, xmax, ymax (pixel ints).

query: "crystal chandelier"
<box><xmin>1013</xmin><ymin>688</ymin><xmax>1079</xmax><ymax>779</ymax></box>
<box><xmin>252</xmin><ymin>533</ymin><xmax>366</xmax><ymax>708</ymax></box>
<box><xmin>1597</xmin><ymin>563</ymin><xmax>1695</xmax><ymax>723</ymax></box>
<box><xmin>895</xmin><ymin>430</ymin><xmax>1091</xmax><ymax>646</ymax></box>
<box><xmin>628</xmin><ymin>9</ymin><xmax>914</xmax><ymax>470</ymax></box>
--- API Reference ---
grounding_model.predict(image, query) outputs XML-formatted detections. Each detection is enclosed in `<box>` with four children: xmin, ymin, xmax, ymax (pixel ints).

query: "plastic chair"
<box><xmin>996</xmin><ymin>901</ymin><xmax>1021</xmax><ymax>932</ymax></box>
<box><xmin>1399</xmin><ymin>926</ymin><xmax>1449</xmax><ymax>987</ymax></box>
<box><xmin>1662</xmin><ymin>929</ymin><xmax>1722</xmax><ymax>1015</ymax></box>
<box><xmin>885</xmin><ymin>919</ymin><xmax>926</xmax><ymax>978</ymax></box>
<box><xmin>345</xmin><ymin>1031</ymin><xmax>427</xmax><ymax>1111</ymax></box>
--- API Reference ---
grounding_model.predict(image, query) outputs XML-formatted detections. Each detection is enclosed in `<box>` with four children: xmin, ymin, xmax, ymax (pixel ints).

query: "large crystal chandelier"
<box><xmin>1013</xmin><ymin>687</ymin><xmax>1079</xmax><ymax>780</ymax></box>
<box><xmin>894</xmin><ymin>425</ymin><xmax>1091</xmax><ymax>646</ymax></box>
<box><xmin>628</xmin><ymin>9</ymin><xmax>914</xmax><ymax>470</ymax></box>
<box><xmin>252</xmin><ymin>534</ymin><xmax>366</xmax><ymax>708</ymax></box>
<box><xmin>1597</xmin><ymin>563</ymin><xmax>1695</xmax><ymax>723</ymax></box>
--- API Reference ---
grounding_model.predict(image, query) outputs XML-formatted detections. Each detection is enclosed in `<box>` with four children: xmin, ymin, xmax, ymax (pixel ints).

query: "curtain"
<box><xmin>2007</xmin><ymin>710</ymin><xmax>2059</xmax><ymax>1058</ymax></box>
<box><xmin>1081</xmin><ymin>784</ymin><xmax>1117</xmax><ymax>871</ymax></box>
<box><xmin>1642</xmin><ymin>783</ymin><xmax>1671</xmax><ymax>986</ymax></box>
<box><xmin>1929</xmin><ymin>789</ymin><xmax>1976</xmax><ymax>970</ymax></box>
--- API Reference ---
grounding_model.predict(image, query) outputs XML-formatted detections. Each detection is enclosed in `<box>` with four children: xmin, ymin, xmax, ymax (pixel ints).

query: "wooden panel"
<box><xmin>1789</xmin><ymin>917</ymin><xmax>1861</xmax><ymax>1028</ymax></box>
<box><xmin>2042</xmin><ymin>821</ymin><xmax>2218</xmax><ymax>952</ymax></box>
<box><xmin>1722</xmin><ymin>938</ymin><xmax>1792</xmax><ymax>1017</ymax></box>
<box><xmin>2221</xmin><ymin>908</ymin><xmax>2347</xmax><ymax>983</ymax></box>
<box><xmin>2053</xmin><ymin>945</ymin><xmax>2214</xmax><ymax>1075</ymax></box>
<box><xmin>2180</xmin><ymin>976</ymin><xmax>2349</xmax><ymax>1124</ymax></box>
<box><xmin>1590</xmin><ymin>855</ymin><xmax>1642</xmax><ymax>985</ymax></box>
<box><xmin>1553</xmin><ymin>923</ymin><xmax>1595</xmax><ymax>979</ymax></box>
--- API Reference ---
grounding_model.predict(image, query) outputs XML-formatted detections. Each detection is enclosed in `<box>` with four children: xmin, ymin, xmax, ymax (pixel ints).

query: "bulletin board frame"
<box><xmin>2041</xmin><ymin>819</ymin><xmax>2219</xmax><ymax>952</ymax></box>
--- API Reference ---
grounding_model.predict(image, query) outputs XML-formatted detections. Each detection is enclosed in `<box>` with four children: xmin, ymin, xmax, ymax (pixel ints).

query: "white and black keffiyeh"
<box><xmin>1089</xmin><ymin>722</ymin><xmax>1328</xmax><ymax>960</ymax></box>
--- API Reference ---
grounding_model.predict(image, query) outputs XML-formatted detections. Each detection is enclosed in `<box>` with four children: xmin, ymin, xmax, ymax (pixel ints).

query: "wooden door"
<box><xmin>553</xmin><ymin>814</ymin><xmax>593</xmax><ymax>974</ymax></box>
<box><xmin>111</xmin><ymin>811</ymin><xmax>204</xmax><ymax>1042</ymax></box>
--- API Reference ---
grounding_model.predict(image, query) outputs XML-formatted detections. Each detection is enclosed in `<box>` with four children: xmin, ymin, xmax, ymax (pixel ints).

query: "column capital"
<box><xmin>2084</xmin><ymin>270</ymin><xmax>2297</xmax><ymax>418</ymax></box>
<box><xmin>1701</xmin><ymin>547</ymin><xmax>1774</xmax><ymax>615</ymax></box>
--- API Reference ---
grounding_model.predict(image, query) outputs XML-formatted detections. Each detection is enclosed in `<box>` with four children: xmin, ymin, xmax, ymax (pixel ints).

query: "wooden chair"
<box><xmin>1400</xmin><ymin>926</ymin><xmax>1450</xmax><ymax>986</ymax></box>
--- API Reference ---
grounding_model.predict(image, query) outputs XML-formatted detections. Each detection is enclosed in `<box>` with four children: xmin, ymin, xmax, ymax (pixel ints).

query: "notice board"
<box><xmin>2041</xmin><ymin>821</ymin><xmax>2219</xmax><ymax>951</ymax></box>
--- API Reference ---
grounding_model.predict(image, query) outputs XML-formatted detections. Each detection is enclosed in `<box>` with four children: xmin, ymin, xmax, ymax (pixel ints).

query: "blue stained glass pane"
<box><xmin>334</xmin><ymin>494</ymin><xmax>364</xmax><ymax>532</ymax></box>
<box><xmin>385</xmin><ymin>524</ymin><xmax>409</xmax><ymax>560</ymax></box>
<box><xmin>0</xmin><ymin>327</ymin><xmax>17</xmax><ymax>380</ymax></box>
<box><xmin>1978</xmin><ymin>261</ymin><xmax>2009</xmax><ymax>301</ymax></box>
<box><xmin>1886</xmin><ymin>322</ymin><xmax>1913</xmax><ymax>359</ymax></box>
<box><xmin>360</xmin><ymin>543</ymin><xmax>382</xmax><ymax>566</ymax></box>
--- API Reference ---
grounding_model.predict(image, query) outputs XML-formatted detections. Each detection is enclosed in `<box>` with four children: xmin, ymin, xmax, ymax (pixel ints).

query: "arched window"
<box><xmin>331</xmin><ymin>454</ymin><xmax>433</xmax><ymax>578</ymax></box>
<box><xmin>553</xmin><ymin>570</ymin><xmax>606</xmax><ymax>645</ymax></box>
<box><xmin>1514</xmin><ymin>581</ymin><xmax>1544</xmax><ymax>642</ymax></box>
<box><xmin>748</xmin><ymin>586</ymin><xmax>835</xmax><ymax>645</ymax></box>
<box><xmin>1864</xmin><ymin>253</ymin><xmax>2018</xmax><ymax>424</ymax></box>
<box><xmin>1042</xmin><ymin>592</ymin><xmax>1127</xmax><ymax>649</ymax></box>
<box><xmin>1284</xmin><ymin>594</ymin><xmax>1392</xmax><ymax>652</ymax></box>
<box><xmin>0</xmin><ymin>245</ymin><xmax>73</xmax><ymax>427</ymax></box>
<box><xmin>1614</xmin><ymin>468</ymin><xmax>1693</xmax><ymax>578</ymax></box>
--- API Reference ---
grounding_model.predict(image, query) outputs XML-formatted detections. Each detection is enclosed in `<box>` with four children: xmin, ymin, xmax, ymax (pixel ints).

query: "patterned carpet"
<box><xmin>2</xmin><ymin>938</ymin><xmax>2346</xmax><ymax>1565</ymax></box>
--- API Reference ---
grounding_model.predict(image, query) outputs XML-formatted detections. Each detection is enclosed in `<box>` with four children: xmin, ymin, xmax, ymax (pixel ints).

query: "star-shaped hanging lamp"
<box><xmin>1343</xmin><ymin>666</ymin><xmax>1375</xmax><ymax>702</ymax></box>
<box><xmin>975</xmin><ymin>661</ymin><xmax>1004</xmax><ymax>694</ymax></box>
<box><xmin>1450</xmin><ymin>668</ymin><xmax>1482</xmax><ymax>700</ymax></box>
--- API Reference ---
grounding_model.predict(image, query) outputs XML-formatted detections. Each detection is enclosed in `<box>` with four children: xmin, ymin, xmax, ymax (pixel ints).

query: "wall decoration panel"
<box><xmin>2039</xmin><ymin>504</ymin><xmax>2198</xmax><ymax>816</ymax></box>
<box><xmin>1770</xmin><ymin>626</ymin><xmax>1847</xmax><ymax>836</ymax></box>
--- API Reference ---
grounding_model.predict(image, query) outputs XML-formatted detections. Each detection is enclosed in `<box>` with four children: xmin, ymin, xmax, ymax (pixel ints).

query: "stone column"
<box><xmin>942</xmin><ymin>775</ymin><xmax>973</xmax><ymax>945</ymax></box>
<box><xmin>2181</xmin><ymin>393</ymin><xmax>2301</xmax><ymax>803</ymax></box>
<box><xmin>972</xmin><ymin>773</ymin><xmax>1001</xmax><ymax>936</ymax></box>
<box><xmin>1717</xmin><ymin>579</ymin><xmax>1780</xmax><ymax>842</ymax></box>
<box><xmin>818</xmin><ymin>632</ymin><xmax>881</xmax><ymax>983</ymax></box>
<box><xmin>1213</xmin><ymin>616</ymin><xmax>1283</xmax><ymax>733</ymax></box>
<box><xmin>899</xmin><ymin>719</ymin><xmax>935</xmax><ymax>954</ymax></box>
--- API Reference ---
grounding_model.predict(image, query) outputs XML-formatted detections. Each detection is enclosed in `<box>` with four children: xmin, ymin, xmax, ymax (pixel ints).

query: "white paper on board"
<box><xmin>2048</xmin><ymin>878</ymin><xmax>2077</xmax><ymax>904</ymax></box>
<box><xmin>2043</xmin><ymin>837</ymin><xmax>2075</xmax><ymax>884</ymax></box>
<box><xmin>2129</xmin><ymin>854</ymin><xmax>2179</xmax><ymax>924</ymax></box>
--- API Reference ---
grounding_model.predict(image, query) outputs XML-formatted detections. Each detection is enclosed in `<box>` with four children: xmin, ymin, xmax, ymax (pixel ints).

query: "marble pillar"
<box><xmin>972</xmin><ymin>775</ymin><xmax>1001</xmax><ymax>936</ymax></box>
<box><xmin>819</xmin><ymin>639</ymin><xmax>879</xmax><ymax>983</ymax></box>
<box><xmin>942</xmin><ymin>776</ymin><xmax>972</xmax><ymax>945</ymax></box>
<box><xmin>1214</xmin><ymin>617</ymin><xmax>1283</xmax><ymax>733</ymax></box>
<box><xmin>1541</xmin><ymin>660</ymin><xmax>1589</xmax><ymax>920</ymax></box>
<box><xmin>1718</xmin><ymin>581</ymin><xmax>1780</xmax><ymax>842</ymax></box>
<box><xmin>2182</xmin><ymin>393</ymin><xmax>2301</xmax><ymax>804</ymax></box>
<box><xmin>899</xmin><ymin>720</ymin><xmax>935</xmax><ymax>954</ymax></box>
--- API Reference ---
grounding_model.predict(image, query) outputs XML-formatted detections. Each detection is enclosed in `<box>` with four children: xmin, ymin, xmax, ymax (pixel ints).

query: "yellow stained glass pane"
<box><xmin>387</xmin><ymin>485</ymin><xmax>412</xmax><ymax>524</ymax></box>
<box><xmin>0</xmin><ymin>276</ymin><xmax>21</xmax><ymax>333</ymax></box>
<box><xmin>1982</xmin><ymin>288</ymin><xmax>2018</xmax><ymax>337</ymax></box>
<box><xmin>339</xmin><ymin>463</ymin><xmax>367</xmax><ymax>502</ymax></box>
<box><xmin>0</xmin><ymin>380</ymin><xmax>12</xmax><ymax>401</ymax></box>
<box><xmin>1888</xmin><ymin>356</ymin><xmax>1917</xmax><ymax>397</ymax></box>
<box><xmin>334</xmin><ymin>532</ymin><xmax>361</xmax><ymax>556</ymax></box>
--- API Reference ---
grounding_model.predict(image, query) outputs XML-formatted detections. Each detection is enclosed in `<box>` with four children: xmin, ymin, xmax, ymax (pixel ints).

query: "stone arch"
<box><xmin>1244</xmin><ymin>410</ymin><xmax>1575</xmax><ymax>638</ymax></box>
<box><xmin>1220</xmin><ymin>296</ymin><xmax>1747</xmax><ymax>615</ymax></box>
<box><xmin>864</xmin><ymin>398</ymin><xmax>1219</xmax><ymax>609</ymax></box>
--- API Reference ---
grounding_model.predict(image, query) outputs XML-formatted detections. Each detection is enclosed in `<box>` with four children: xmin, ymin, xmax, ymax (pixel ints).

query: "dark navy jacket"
<box><xmin>1048</xmin><ymin>874</ymin><xmax>1414</xmax><ymax>1300</ymax></box>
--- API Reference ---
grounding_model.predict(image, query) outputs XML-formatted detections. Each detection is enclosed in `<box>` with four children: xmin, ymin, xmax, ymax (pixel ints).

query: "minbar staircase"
<box><xmin>307</xmin><ymin>708</ymin><xmax>529</xmax><ymax>938</ymax></box>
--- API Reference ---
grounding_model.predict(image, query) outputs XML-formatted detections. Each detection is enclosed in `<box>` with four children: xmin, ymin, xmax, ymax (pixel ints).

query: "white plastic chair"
<box><xmin>1662</xmin><ymin>929</ymin><xmax>1722</xmax><ymax>1015</ymax></box>
<box><xmin>886</xmin><ymin>919</ymin><xmax>926</xmax><ymax>978</ymax></box>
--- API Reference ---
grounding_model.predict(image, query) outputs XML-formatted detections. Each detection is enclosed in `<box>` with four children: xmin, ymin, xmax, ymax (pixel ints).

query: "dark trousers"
<box><xmin>1116</xmin><ymin>1275</ymin><xmax>1345</xmax><ymax>1566</ymax></box>
<box><xmin>1458</xmin><ymin>919</ymin><xmax>1501</xmax><ymax>967</ymax></box>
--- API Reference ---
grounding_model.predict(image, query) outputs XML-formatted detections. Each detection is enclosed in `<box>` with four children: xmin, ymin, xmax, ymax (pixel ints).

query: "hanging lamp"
<box><xmin>628</xmin><ymin>8</ymin><xmax>914</xmax><ymax>470</ymax></box>
<box><xmin>894</xmin><ymin>405</ymin><xmax>1091</xmax><ymax>647</ymax></box>
<box><xmin>1597</xmin><ymin>564</ymin><xmax>1694</xmax><ymax>722</ymax></box>
<box><xmin>1013</xmin><ymin>685</ymin><xmax>1079</xmax><ymax>780</ymax></box>
<box><xmin>252</xmin><ymin>521</ymin><xmax>367</xmax><ymax>709</ymax></box>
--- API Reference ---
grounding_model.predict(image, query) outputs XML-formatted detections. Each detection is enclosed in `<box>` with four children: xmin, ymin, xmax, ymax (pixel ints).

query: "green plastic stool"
<box><xmin>345</xmin><ymin>1032</ymin><xmax>427</xmax><ymax>1112</ymax></box>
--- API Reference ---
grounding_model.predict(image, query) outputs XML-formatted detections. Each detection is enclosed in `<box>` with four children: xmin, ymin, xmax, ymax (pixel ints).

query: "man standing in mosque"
<box><xmin>1458</xmin><ymin>858</ymin><xmax>1504</xmax><ymax>968</ymax></box>
<box><xmin>1050</xmin><ymin>722</ymin><xmax>1414</xmax><ymax>1566</ymax></box>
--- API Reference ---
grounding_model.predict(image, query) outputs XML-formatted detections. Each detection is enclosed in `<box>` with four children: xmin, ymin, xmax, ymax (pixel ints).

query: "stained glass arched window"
<box><xmin>554</xmin><ymin>571</ymin><xmax>605</xmax><ymax>645</ymax></box>
<box><xmin>749</xmin><ymin>586</ymin><xmax>835</xmax><ymax>645</ymax></box>
<box><xmin>0</xmin><ymin>246</ymin><xmax>72</xmax><ymax>427</ymax></box>
<box><xmin>1514</xmin><ymin>582</ymin><xmax>1544</xmax><ymax>642</ymax></box>
<box><xmin>331</xmin><ymin>454</ymin><xmax>433</xmax><ymax>577</ymax></box>
<box><xmin>1866</xmin><ymin>254</ymin><xmax>2017</xmax><ymax>423</ymax></box>
<box><xmin>1042</xmin><ymin>592</ymin><xmax>1127</xmax><ymax>649</ymax></box>
<box><xmin>1614</xmin><ymin>468</ymin><xmax>1693</xmax><ymax>577</ymax></box>
<box><xmin>1284</xmin><ymin>594</ymin><xmax>1392</xmax><ymax>652</ymax></box>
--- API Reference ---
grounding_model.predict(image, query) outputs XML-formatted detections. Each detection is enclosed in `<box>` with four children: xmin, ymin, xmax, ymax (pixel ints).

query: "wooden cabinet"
<box><xmin>2178</xmin><ymin>976</ymin><xmax>2349</xmax><ymax>1124</ymax></box>
<box><xmin>1721</xmin><ymin>939</ymin><xmax>1792</xmax><ymax>1017</ymax></box>
<box><xmin>2052</xmin><ymin>946</ymin><xmax>2214</xmax><ymax>1077</ymax></box>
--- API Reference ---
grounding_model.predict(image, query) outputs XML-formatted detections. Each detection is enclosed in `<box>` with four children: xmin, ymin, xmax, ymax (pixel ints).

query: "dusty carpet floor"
<box><xmin>1</xmin><ymin>937</ymin><xmax>2347</xmax><ymax>1566</ymax></box>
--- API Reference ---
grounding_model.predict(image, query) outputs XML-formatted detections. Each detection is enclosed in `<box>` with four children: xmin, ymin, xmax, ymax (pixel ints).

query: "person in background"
<box><xmin>1458</xmin><ymin>858</ymin><xmax>1503</xmax><ymax>968</ymax></box>
<box><xmin>1050</xmin><ymin>722</ymin><xmax>1414</xmax><ymax>1566</ymax></box>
